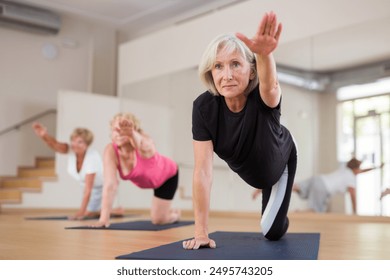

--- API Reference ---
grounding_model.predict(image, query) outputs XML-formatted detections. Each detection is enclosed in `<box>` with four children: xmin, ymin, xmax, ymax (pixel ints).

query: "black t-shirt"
<box><xmin>192</xmin><ymin>85</ymin><xmax>294</xmax><ymax>188</ymax></box>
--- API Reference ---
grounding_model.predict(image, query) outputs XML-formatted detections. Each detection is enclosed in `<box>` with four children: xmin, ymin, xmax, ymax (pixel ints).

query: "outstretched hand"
<box><xmin>182</xmin><ymin>236</ymin><xmax>216</xmax><ymax>250</ymax></box>
<box><xmin>236</xmin><ymin>11</ymin><xmax>282</xmax><ymax>56</ymax></box>
<box><xmin>32</xmin><ymin>122</ymin><xmax>47</xmax><ymax>138</ymax></box>
<box><xmin>118</xmin><ymin>118</ymin><xmax>134</xmax><ymax>138</ymax></box>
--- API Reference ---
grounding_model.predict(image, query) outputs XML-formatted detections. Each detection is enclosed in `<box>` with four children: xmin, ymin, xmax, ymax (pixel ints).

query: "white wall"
<box><xmin>118</xmin><ymin>0</ymin><xmax>390</xmax><ymax>88</ymax></box>
<box><xmin>0</xmin><ymin>14</ymin><xmax>117</xmax><ymax>176</ymax></box>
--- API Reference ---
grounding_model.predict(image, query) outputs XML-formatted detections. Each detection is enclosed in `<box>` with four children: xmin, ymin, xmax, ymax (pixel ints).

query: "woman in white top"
<box><xmin>32</xmin><ymin>122</ymin><xmax>123</xmax><ymax>220</ymax></box>
<box><xmin>291</xmin><ymin>158</ymin><xmax>384</xmax><ymax>213</ymax></box>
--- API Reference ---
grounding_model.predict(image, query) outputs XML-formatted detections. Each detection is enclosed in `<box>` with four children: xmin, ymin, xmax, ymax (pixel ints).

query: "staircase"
<box><xmin>0</xmin><ymin>157</ymin><xmax>57</xmax><ymax>207</ymax></box>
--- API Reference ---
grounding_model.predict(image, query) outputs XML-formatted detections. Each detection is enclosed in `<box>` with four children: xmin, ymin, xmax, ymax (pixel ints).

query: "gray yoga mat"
<box><xmin>116</xmin><ymin>231</ymin><xmax>320</xmax><ymax>260</ymax></box>
<box><xmin>66</xmin><ymin>220</ymin><xmax>194</xmax><ymax>231</ymax></box>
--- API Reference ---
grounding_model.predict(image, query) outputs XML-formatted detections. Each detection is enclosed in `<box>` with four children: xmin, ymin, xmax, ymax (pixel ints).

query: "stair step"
<box><xmin>1</xmin><ymin>177</ymin><xmax>42</xmax><ymax>192</ymax></box>
<box><xmin>0</xmin><ymin>190</ymin><xmax>22</xmax><ymax>204</ymax></box>
<box><xmin>35</xmin><ymin>157</ymin><xmax>55</xmax><ymax>168</ymax></box>
<box><xmin>17</xmin><ymin>167</ymin><xmax>56</xmax><ymax>178</ymax></box>
<box><xmin>0</xmin><ymin>156</ymin><xmax>57</xmax><ymax>206</ymax></box>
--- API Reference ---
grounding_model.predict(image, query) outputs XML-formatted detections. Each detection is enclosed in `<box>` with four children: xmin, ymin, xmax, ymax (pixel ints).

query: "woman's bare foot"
<box><xmin>170</xmin><ymin>208</ymin><xmax>181</xmax><ymax>223</ymax></box>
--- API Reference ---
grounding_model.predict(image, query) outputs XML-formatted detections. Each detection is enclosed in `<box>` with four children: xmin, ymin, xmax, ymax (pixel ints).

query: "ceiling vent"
<box><xmin>0</xmin><ymin>0</ymin><xmax>60</xmax><ymax>35</ymax></box>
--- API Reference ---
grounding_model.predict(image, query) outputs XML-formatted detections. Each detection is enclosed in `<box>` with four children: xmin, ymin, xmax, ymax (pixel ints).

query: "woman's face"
<box><xmin>211</xmin><ymin>48</ymin><xmax>252</xmax><ymax>99</ymax></box>
<box><xmin>110</xmin><ymin>118</ymin><xmax>129</xmax><ymax>147</ymax></box>
<box><xmin>70</xmin><ymin>136</ymin><xmax>87</xmax><ymax>155</ymax></box>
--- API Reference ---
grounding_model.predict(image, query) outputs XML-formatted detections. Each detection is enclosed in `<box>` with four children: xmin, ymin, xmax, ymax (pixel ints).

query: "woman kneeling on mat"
<box><xmin>93</xmin><ymin>113</ymin><xmax>181</xmax><ymax>228</ymax></box>
<box><xmin>32</xmin><ymin>122</ymin><xmax>123</xmax><ymax>220</ymax></box>
<box><xmin>183</xmin><ymin>11</ymin><xmax>297</xmax><ymax>250</ymax></box>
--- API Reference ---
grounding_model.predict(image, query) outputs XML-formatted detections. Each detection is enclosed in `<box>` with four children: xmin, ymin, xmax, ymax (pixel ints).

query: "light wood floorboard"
<box><xmin>1</xmin><ymin>208</ymin><xmax>390</xmax><ymax>260</ymax></box>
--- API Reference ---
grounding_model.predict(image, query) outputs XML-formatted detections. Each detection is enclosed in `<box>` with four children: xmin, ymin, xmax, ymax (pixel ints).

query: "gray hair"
<box><xmin>198</xmin><ymin>33</ymin><xmax>258</xmax><ymax>96</ymax></box>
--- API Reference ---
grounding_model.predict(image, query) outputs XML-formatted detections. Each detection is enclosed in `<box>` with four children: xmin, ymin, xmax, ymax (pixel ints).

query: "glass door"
<box><xmin>354</xmin><ymin>111</ymin><xmax>389</xmax><ymax>216</ymax></box>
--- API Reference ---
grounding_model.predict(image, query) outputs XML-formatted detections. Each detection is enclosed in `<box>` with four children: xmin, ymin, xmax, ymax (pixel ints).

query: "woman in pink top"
<box><xmin>95</xmin><ymin>113</ymin><xmax>181</xmax><ymax>227</ymax></box>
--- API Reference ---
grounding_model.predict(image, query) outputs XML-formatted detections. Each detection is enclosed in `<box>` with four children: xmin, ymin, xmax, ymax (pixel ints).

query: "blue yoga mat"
<box><xmin>66</xmin><ymin>220</ymin><xmax>194</xmax><ymax>231</ymax></box>
<box><xmin>116</xmin><ymin>231</ymin><xmax>320</xmax><ymax>260</ymax></box>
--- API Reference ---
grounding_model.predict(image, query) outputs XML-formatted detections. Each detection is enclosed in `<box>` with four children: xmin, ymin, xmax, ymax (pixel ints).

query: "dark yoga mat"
<box><xmin>66</xmin><ymin>220</ymin><xmax>194</xmax><ymax>231</ymax></box>
<box><xmin>25</xmin><ymin>214</ymin><xmax>136</xmax><ymax>221</ymax></box>
<box><xmin>116</xmin><ymin>231</ymin><xmax>320</xmax><ymax>260</ymax></box>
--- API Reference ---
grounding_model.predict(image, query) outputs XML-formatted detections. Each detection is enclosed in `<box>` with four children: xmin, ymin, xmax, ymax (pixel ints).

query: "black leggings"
<box><xmin>261</xmin><ymin>144</ymin><xmax>297</xmax><ymax>240</ymax></box>
<box><xmin>153</xmin><ymin>170</ymin><xmax>179</xmax><ymax>200</ymax></box>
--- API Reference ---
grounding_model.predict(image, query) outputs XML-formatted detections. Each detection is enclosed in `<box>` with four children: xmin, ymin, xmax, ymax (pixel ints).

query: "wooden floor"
<box><xmin>1</xmin><ymin>208</ymin><xmax>390</xmax><ymax>260</ymax></box>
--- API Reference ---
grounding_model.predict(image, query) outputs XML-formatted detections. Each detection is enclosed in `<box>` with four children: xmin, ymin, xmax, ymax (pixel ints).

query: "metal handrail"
<box><xmin>0</xmin><ymin>109</ymin><xmax>57</xmax><ymax>136</ymax></box>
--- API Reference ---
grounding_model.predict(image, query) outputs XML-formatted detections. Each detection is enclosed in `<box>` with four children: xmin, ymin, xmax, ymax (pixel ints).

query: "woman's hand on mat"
<box><xmin>68</xmin><ymin>215</ymin><xmax>84</xmax><ymax>220</ymax></box>
<box><xmin>90</xmin><ymin>220</ymin><xmax>110</xmax><ymax>228</ymax></box>
<box><xmin>68</xmin><ymin>212</ymin><xmax>85</xmax><ymax>220</ymax></box>
<box><xmin>182</xmin><ymin>236</ymin><xmax>216</xmax><ymax>250</ymax></box>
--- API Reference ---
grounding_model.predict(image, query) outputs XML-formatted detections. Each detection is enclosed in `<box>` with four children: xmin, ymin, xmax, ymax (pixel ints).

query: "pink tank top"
<box><xmin>112</xmin><ymin>143</ymin><xmax>177</xmax><ymax>189</ymax></box>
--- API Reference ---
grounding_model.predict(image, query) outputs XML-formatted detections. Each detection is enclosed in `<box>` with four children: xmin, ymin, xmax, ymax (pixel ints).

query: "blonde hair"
<box><xmin>198</xmin><ymin>33</ymin><xmax>258</xmax><ymax>96</ymax></box>
<box><xmin>70</xmin><ymin>128</ymin><xmax>94</xmax><ymax>146</ymax></box>
<box><xmin>110</xmin><ymin>113</ymin><xmax>142</xmax><ymax>132</ymax></box>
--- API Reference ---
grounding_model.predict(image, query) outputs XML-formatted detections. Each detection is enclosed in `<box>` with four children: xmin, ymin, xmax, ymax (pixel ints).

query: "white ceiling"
<box><xmin>17</xmin><ymin>0</ymin><xmax>245</xmax><ymax>36</ymax></box>
<box><xmin>9</xmin><ymin>0</ymin><xmax>390</xmax><ymax>73</ymax></box>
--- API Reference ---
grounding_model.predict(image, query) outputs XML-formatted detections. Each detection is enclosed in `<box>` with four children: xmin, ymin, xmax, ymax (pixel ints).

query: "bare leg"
<box><xmin>150</xmin><ymin>196</ymin><xmax>181</xmax><ymax>225</ymax></box>
<box><xmin>292</xmin><ymin>183</ymin><xmax>300</xmax><ymax>193</ymax></box>
<box><xmin>252</xmin><ymin>189</ymin><xmax>262</xmax><ymax>200</ymax></box>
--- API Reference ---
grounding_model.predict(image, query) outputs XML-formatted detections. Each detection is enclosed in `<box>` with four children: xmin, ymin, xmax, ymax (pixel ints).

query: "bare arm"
<box><xmin>32</xmin><ymin>122</ymin><xmax>68</xmax><ymax>154</ymax></box>
<box><xmin>356</xmin><ymin>163</ymin><xmax>384</xmax><ymax>174</ymax></box>
<box><xmin>256</xmin><ymin>53</ymin><xmax>281</xmax><ymax>108</ymax></box>
<box><xmin>236</xmin><ymin>11</ymin><xmax>282</xmax><ymax>108</ymax></box>
<box><xmin>347</xmin><ymin>187</ymin><xmax>357</xmax><ymax>214</ymax></box>
<box><xmin>92</xmin><ymin>144</ymin><xmax>119</xmax><ymax>227</ymax></box>
<box><xmin>131</xmin><ymin>130</ymin><xmax>156</xmax><ymax>158</ymax></box>
<box><xmin>183</xmin><ymin>140</ymin><xmax>216</xmax><ymax>250</ymax></box>
<box><xmin>118</xmin><ymin>119</ymin><xmax>156</xmax><ymax>158</ymax></box>
<box><xmin>76</xmin><ymin>173</ymin><xmax>96</xmax><ymax>218</ymax></box>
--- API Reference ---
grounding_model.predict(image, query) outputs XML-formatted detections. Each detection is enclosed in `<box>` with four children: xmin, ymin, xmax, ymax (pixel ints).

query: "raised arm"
<box><xmin>356</xmin><ymin>162</ymin><xmax>384</xmax><ymax>174</ymax></box>
<box><xmin>236</xmin><ymin>11</ymin><xmax>282</xmax><ymax>108</ymax></box>
<box><xmin>183</xmin><ymin>140</ymin><xmax>216</xmax><ymax>250</ymax></box>
<box><xmin>32</xmin><ymin>122</ymin><xmax>69</xmax><ymax>154</ymax></box>
<box><xmin>92</xmin><ymin>144</ymin><xmax>119</xmax><ymax>227</ymax></box>
<box><xmin>118</xmin><ymin>119</ymin><xmax>156</xmax><ymax>158</ymax></box>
